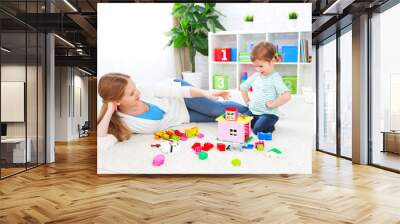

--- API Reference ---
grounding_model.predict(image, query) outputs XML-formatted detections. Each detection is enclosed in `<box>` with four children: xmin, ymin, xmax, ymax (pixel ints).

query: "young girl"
<box><xmin>240</xmin><ymin>41</ymin><xmax>291</xmax><ymax>134</ymax></box>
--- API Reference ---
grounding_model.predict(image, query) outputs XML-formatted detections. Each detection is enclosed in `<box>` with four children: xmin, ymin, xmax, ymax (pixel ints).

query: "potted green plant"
<box><xmin>244</xmin><ymin>14</ymin><xmax>254</xmax><ymax>30</ymax></box>
<box><xmin>288</xmin><ymin>11</ymin><xmax>298</xmax><ymax>28</ymax></box>
<box><xmin>166</xmin><ymin>3</ymin><xmax>225</xmax><ymax>88</ymax></box>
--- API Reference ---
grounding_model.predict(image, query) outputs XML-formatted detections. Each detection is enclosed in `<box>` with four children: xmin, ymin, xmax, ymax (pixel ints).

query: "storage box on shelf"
<box><xmin>208</xmin><ymin>31</ymin><xmax>312</xmax><ymax>95</ymax></box>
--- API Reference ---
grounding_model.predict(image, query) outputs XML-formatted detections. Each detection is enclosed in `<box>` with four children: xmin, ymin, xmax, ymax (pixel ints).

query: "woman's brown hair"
<box><xmin>97</xmin><ymin>73</ymin><xmax>132</xmax><ymax>141</ymax></box>
<box><xmin>251</xmin><ymin>41</ymin><xmax>276</xmax><ymax>62</ymax></box>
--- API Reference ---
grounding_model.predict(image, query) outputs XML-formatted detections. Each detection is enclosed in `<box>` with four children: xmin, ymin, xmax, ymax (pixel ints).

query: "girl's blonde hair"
<box><xmin>97</xmin><ymin>73</ymin><xmax>132</xmax><ymax>141</ymax></box>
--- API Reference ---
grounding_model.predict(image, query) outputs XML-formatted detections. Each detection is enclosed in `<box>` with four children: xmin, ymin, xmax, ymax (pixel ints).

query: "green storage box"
<box><xmin>282</xmin><ymin>76</ymin><xmax>297</xmax><ymax>94</ymax></box>
<box><xmin>213</xmin><ymin>74</ymin><xmax>229</xmax><ymax>90</ymax></box>
<box><xmin>239</xmin><ymin>52</ymin><xmax>251</xmax><ymax>62</ymax></box>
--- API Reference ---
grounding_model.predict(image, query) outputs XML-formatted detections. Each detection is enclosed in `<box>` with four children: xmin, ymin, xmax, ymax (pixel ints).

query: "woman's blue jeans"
<box><xmin>174</xmin><ymin>79</ymin><xmax>248</xmax><ymax>122</ymax></box>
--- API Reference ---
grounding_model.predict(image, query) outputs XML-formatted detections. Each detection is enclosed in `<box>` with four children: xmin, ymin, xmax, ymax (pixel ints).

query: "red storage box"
<box><xmin>214</xmin><ymin>48</ymin><xmax>231</xmax><ymax>62</ymax></box>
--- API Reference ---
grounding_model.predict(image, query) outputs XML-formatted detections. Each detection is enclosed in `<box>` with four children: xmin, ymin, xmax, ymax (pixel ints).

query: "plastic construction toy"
<box><xmin>242</xmin><ymin>144</ymin><xmax>254</xmax><ymax>150</ymax></box>
<box><xmin>152</xmin><ymin>154</ymin><xmax>165</xmax><ymax>166</ymax></box>
<box><xmin>255</xmin><ymin>141</ymin><xmax>264</xmax><ymax>151</ymax></box>
<box><xmin>269</xmin><ymin>148</ymin><xmax>282</xmax><ymax>154</ymax></box>
<box><xmin>185</xmin><ymin>127</ymin><xmax>199</xmax><ymax>138</ymax></box>
<box><xmin>266</xmin><ymin>148</ymin><xmax>283</xmax><ymax>158</ymax></box>
<box><xmin>258</xmin><ymin>132</ymin><xmax>272</xmax><ymax>141</ymax></box>
<box><xmin>226</xmin><ymin>143</ymin><xmax>243</xmax><ymax>151</ymax></box>
<box><xmin>192</xmin><ymin>143</ymin><xmax>202</xmax><ymax>154</ymax></box>
<box><xmin>231</xmin><ymin>158</ymin><xmax>241</xmax><ymax>167</ymax></box>
<box><xmin>198</xmin><ymin>151</ymin><xmax>208</xmax><ymax>160</ymax></box>
<box><xmin>171</xmin><ymin>135</ymin><xmax>180</xmax><ymax>141</ymax></box>
<box><xmin>160</xmin><ymin>141</ymin><xmax>180</xmax><ymax>154</ymax></box>
<box><xmin>202</xmin><ymin>143</ymin><xmax>214</xmax><ymax>151</ymax></box>
<box><xmin>245</xmin><ymin>136</ymin><xmax>253</xmax><ymax>144</ymax></box>
<box><xmin>155</xmin><ymin>128</ymin><xmax>203</xmax><ymax>141</ymax></box>
<box><xmin>217</xmin><ymin>143</ymin><xmax>226</xmax><ymax>151</ymax></box>
<box><xmin>216</xmin><ymin>109</ymin><xmax>253</xmax><ymax>144</ymax></box>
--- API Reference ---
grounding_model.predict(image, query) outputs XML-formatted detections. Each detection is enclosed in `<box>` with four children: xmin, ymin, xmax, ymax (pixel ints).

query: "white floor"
<box><xmin>98</xmin><ymin>95</ymin><xmax>314</xmax><ymax>174</ymax></box>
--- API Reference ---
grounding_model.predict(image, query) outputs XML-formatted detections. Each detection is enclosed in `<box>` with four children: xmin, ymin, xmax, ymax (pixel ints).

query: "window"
<box><xmin>229</xmin><ymin>129</ymin><xmax>238</xmax><ymax>136</ymax></box>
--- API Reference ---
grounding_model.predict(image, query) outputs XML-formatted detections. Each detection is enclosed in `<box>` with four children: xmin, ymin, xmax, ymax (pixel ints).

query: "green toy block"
<box><xmin>199</xmin><ymin>151</ymin><xmax>208</xmax><ymax>160</ymax></box>
<box><xmin>268</xmin><ymin>148</ymin><xmax>282</xmax><ymax>154</ymax></box>
<box><xmin>171</xmin><ymin>135</ymin><xmax>180</xmax><ymax>141</ymax></box>
<box><xmin>213</xmin><ymin>74</ymin><xmax>229</xmax><ymax>90</ymax></box>
<box><xmin>282</xmin><ymin>76</ymin><xmax>297</xmax><ymax>94</ymax></box>
<box><xmin>231</xmin><ymin>158</ymin><xmax>241</xmax><ymax>166</ymax></box>
<box><xmin>245</xmin><ymin>136</ymin><xmax>253</xmax><ymax>144</ymax></box>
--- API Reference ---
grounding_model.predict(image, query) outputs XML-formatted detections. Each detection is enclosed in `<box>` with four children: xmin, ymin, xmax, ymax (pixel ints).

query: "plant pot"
<box><xmin>182</xmin><ymin>71</ymin><xmax>203</xmax><ymax>88</ymax></box>
<box><xmin>288</xmin><ymin>19</ymin><xmax>297</xmax><ymax>29</ymax></box>
<box><xmin>244</xmin><ymin>22</ymin><xmax>254</xmax><ymax>30</ymax></box>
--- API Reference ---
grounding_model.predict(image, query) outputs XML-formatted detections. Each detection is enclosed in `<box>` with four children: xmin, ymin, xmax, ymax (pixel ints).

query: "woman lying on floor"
<box><xmin>97</xmin><ymin>73</ymin><xmax>248</xmax><ymax>147</ymax></box>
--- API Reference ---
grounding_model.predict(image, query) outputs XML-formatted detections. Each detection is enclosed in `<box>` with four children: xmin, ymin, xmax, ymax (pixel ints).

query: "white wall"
<box><xmin>55</xmin><ymin>67</ymin><xmax>89</xmax><ymax>141</ymax></box>
<box><xmin>97</xmin><ymin>3</ymin><xmax>176</xmax><ymax>113</ymax></box>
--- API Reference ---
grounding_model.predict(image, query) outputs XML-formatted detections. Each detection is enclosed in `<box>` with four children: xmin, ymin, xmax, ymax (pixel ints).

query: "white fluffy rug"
<box><xmin>98</xmin><ymin>95</ymin><xmax>313</xmax><ymax>174</ymax></box>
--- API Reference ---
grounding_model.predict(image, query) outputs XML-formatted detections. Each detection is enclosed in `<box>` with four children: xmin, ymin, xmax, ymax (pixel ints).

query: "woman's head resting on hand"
<box><xmin>98</xmin><ymin>73</ymin><xmax>136</xmax><ymax>141</ymax></box>
<box><xmin>98</xmin><ymin>73</ymin><xmax>142</xmax><ymax>110</ymax></box>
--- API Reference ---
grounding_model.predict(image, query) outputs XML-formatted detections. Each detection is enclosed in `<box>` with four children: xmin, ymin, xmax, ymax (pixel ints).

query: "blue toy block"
<box><xmin>258</xmin><ymin>132</ymin><xmax>272</xmax><ymax>140</ymax></box>
<box><xmin>281</xmin><ymin>45</ymin><xmax>298</xmax><ymax>62</ymax></box>
<box><xmin>242</xmin><ymin>144</ymin><xmax>254</xmax><ymax>149</ymax></box>
<box><xmin>230</xmin><ymin>48</ymin><xmax>237</xmax><ymax>61</ymax></box>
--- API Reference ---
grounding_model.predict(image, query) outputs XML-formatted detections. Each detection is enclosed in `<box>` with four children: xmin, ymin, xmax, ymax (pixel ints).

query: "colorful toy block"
<box><xmin>225</xmin><ymin>107</ymin><xmax>238</xmax><ymax>121</ymax></box>
<box><xmin>245</xmin><ymin>136</ymin><xmax>253</xmax><ymax>144</ymax></box>
<box><xmin>171</xmin><ymin>135</ymin><xmax>180</xmax><ymax>141</ymax></box>
<box><xmin>162</xmin><ymin>133</ymin><xmax>170</xmax><ymax>140</ymax></box>
<box><xmin>216</xmin><ymin>109</ymin><xmax>253</xmax><ymax>144</ymax></box>
<box><xmin>160</xmin><ymin>141</ymin><xmax>179</xmax><ymax>153</ymax></box>
<box><xmin>192</xmin><ymin>143</ymin><xmax>201</xmax><ymax>149</ymax></box>
<box><xmin>258</xmin><ymin>132</ymin><xmax>272</xmax><ymax>141</ymax></box>
<box><xmin>214</xmin><ymin>48</ymin><xmax>231</xmax><ymax>62</ymax></box>
<box><xmin>185</xmin><ymin>127</ymin><xmax>199</xmax><ymax>138</ymax></box>
<box><xmin>266</xmin><ymin>148</ymin><xmax>283</xmax><ymax>158</ymax></box>
<box><xmin>255</xmin><ymin>141</ymin><xmax>264</xmax><ymax>151</ymax></box>
<box><xmin>213</xmin><ymin>74</ymin><xmax>229</xmax><ymax>90</ymax></box>
<box><xmin>231</xmin><ymin>158</ymin><xmax>241</xmax><ymax>167</ymax></box>
<box><xmin>152</xmin><ymin>154</ymin><xmax>165</xmax><ymax>166</ymax></box>
<box><xmin>198</xmin><ymin>151</ymin><xmax>208</xmax><ymax>160</ymax></box>
<box><xmin>197</xmin><ymin>133</ymin><xmax>204</xmax><ymax>138</ymax></box>
<box><xmin>217</xmin><ymin>143</ymin><xmax>226</xmax><ymax>151</ymax></box>
<box><xmin>202</xmin><ymin>143</ymin><xmax>214</xmax><ymax>151</ymax></box>
<box><xmin>242</xmin><ymin>144</ymin><xmax>254</xmax><ymax>149</ymax></box>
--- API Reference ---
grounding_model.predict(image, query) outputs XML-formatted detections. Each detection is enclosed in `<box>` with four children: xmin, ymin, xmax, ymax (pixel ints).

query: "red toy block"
<box><xmin>175</xmin><ymin>130</ymin><xmax>184</xmax><ymax>137</ymax></box>
<box><xmin>225</xmin><ymin>107</ymin><xmax>238</xmax><ymax>121</ymax></box>
<box><xmin>202</xmin><ymin>142</ymin><xmax>214</xmax><ymax>151</ymax></box>
<box><xmin>192</xmin><ymin>142</ymin><xmax>201</xmax><ymax>150</ymax></box>
<box><xmin>217</xmin><ymin>143</ymin><xmax>226</xmax><ymax>151</ymax></box>
<box><xmin>214</xmin><ymin>48</ymin><xmax>231</xmax><ymax>62</ymax></box>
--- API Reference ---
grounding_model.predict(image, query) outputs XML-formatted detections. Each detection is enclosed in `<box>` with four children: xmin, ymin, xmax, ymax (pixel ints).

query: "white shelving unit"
<box><xmin>208</xmin><ymin>31</ymin><xmax>312</xmax><ymax>95</ymax></box>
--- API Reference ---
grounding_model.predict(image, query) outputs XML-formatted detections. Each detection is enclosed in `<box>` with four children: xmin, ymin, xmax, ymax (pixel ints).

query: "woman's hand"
<box><xmin>107</xmin><ymin>101</ymin><xmax>118</xmax><ymax>114</ymax></box>
<box><xmin>207</xmin><ymin>91</ymin><xmax>231</xmax><ymax>100</ymax></box>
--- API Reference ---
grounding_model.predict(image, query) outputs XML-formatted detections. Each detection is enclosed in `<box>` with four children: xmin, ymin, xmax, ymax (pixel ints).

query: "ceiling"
<box><xmin>0</xmin><ymin>0</ymin><xmax>394</xmax><ymax>74</ymax></box>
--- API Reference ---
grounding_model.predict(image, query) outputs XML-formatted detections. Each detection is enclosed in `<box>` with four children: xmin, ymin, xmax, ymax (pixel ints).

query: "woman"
<box><xmin>98</xmin><ymin>73</ymin><xmax>248</xmax><ymax>147</ymax></box>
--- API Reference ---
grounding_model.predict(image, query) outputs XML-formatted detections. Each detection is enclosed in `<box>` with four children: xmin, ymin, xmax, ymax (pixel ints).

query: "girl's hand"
<box><xmin>211</xmin><ymin>91</ymin><xmax>231</xmax><ymax>100</ymax></box>
<box><xmin>266</xmin><ymin>100</ymin><xmax>275</xmax><ymax>108</ymax></box>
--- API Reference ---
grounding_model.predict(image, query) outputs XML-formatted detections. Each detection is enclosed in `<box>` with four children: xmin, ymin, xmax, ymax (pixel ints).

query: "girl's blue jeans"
<box><xmin>175</xmin><ymin>79</ymin><xmax>278</xmax><ymax>134</ymax></box>
<box><xmin>174</xmin><ymin>79</ymin><xmax>248</xmax><ymax>122</ymax></box>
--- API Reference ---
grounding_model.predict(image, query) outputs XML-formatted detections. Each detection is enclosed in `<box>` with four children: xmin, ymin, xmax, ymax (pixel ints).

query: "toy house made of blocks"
<box><xmin>216</xmin><ymin>109</ymin><xmax>253</xmax><ymax>143</ymax></box>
